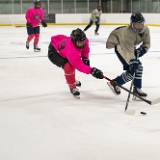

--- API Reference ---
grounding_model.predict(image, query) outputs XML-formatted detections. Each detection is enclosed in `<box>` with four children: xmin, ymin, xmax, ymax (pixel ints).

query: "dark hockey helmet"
<box><xmin>71</xmin><ymin>28</ymin><xmax>86</xmax><ymax>49</ymax></box>
<box><xmin>97</xmin><ymin>5</ymin><xmax>101</xmax><ymax>11</ymax></box>
<box><xmin>130</xmin><ymin>12</ymin><xmax>146</xmax><ymax>34</ymax></box>
<box><xmin>131</xmin><ymin>12</ymin><xmax>145</xmax><ymax>23</ymax></box>
<box><xmin>34</xmin><ymin>0</ymin><xmax>41</xmax><ymax>5</ymax></box>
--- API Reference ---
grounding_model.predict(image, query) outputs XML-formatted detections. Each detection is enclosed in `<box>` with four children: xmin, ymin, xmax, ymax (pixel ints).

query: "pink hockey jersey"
<box><xmin>51</xmin><ymin>35</ymin><xmax>92</xmax><ymax>74</ymax></box>
<box><xmin>25</xmin><ymin>7</ymin><xmax>44</xmax><ymax>27</ymax></box>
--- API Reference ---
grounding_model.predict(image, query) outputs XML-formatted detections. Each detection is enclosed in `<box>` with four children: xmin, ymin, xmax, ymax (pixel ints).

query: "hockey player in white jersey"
<box><xmin>83</xmin><ymin>5</ymin><xmax>102</xmax><ymax>35</ymax></box>
<box><xmin>106</xmin><ymin>12</ymin><xmax>150</xmax><ymax>100</ymax></box>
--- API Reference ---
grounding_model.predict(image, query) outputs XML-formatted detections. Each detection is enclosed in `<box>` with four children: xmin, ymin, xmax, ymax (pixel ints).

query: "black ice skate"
<box><xmin>95</xmin><ymin>31</ymin><xmax>99</xmax><ymax>35</ymax></box>
<box><xmin>34</xmin><ymin>45</ymin><xmax>41</xmax><ymax>52</ymax></box>
<box><xmin>107</xmin><ymin>77</ymin><xmax>121</xmax><ymax>95</ymax></box>
<box><xmin>26</xmin><ymin>42</ymin><xmax>29</xmax><ymax>49</ymax></box>
<box><xmin>70</xmin><ymin>88</ymin><xmax>80</xmax><ymax>99</ymax></box>
<box><xmin>132</xmin><ymin>87</ymin><xmax>147</xmax><ymax>101</ymax></box>
<box><xmin>75</xmin><ymin>80</ymin><xmax>81</xmax><ymax>87</ymax></box>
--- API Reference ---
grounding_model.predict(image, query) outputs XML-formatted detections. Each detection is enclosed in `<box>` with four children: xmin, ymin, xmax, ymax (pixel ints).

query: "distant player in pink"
<box><xmin>25</xmin><ymin>0</ymin><xmax>47</xmax><ymax>52</ymax></box>
<box><xmin>48</xmin><ymin>28</ymin><xmax>103</xmax><ymax>98</ymax></box>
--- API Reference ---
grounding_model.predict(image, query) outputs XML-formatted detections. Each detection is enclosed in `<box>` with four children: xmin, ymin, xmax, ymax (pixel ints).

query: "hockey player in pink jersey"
<box><xmin>25</xmin><ymin>0</ymin><xmax>47</xmax><ymax>52</ymax></box>
<box><xmin>48</xmin><ymin>28</ymin><xmax>103</xmax><ymax>98</ymax></box>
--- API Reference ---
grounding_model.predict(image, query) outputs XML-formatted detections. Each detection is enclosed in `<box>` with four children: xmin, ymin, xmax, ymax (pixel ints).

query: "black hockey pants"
<box><xmin>48</xmin><ymin>43</ymin><xmax>68</xmax><ymax>68</ymax></box>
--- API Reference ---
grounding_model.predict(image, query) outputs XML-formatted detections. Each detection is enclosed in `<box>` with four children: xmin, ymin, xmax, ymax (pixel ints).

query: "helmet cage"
<box><xmin>131</xmin><ymin>21</ymin><xmax>146</xmax><ymax>34</ymax></box>
<box><xmin>130</xmin><ymin>12</ymin><xmax>146</xmax><ymax>34</ymax></box>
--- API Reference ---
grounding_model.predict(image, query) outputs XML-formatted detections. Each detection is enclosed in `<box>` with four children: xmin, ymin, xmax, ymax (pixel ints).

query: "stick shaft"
<box><xmin>124</xmin><ymin>72</ymin><xmax>135</xmax><ymax>111</ymax></box>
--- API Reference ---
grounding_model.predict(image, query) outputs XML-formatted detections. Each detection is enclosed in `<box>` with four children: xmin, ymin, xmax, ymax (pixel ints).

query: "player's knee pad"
<box><xmin>27</xmin><ymin>34</ymin><xmax>35</xmax><ymax>42</ymax></box>
<box><xmin>29</xmin><ymin>34</ymin><xmax>35</xmax><ymax>38</ymax></box>
<box><xmin>128</xmin><ymin>59</ymin><xmax>141</xmax><ymax>76</ymax></box>
<box><xmin>35</xmin><ymin>33</ymin><xmax>39</xmax><ymax>37</ymax></box>
<box><xmin>63</xmin><ymin>62</ymin><xmax>75</xmax><ymax>74</ymax></box>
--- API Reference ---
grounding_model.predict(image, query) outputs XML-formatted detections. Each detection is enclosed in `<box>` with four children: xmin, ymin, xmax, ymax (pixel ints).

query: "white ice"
<box><xmin>0</xmin><ymin>25</ymin><xmax>160</xmax><ymax>160</ymax></box>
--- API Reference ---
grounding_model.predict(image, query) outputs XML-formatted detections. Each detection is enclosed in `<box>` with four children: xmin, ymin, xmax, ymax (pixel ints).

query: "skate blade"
<box><xmin>73</xmin><ymin>95</ymin><xmax>80</xmax><ymax>99</ymax></box>
<box><xmin>34</xmin><ymin>49</ymin><xmax>41</xmax><ymax>52</ymax></box>
<box><xmin>132</xmin><ymin>96</ymin><xmax>143</xmax><ymax>101</ymax></box>
<box><xmin>76</xmin><ymin>85</ymin><xmax>81</xmax><ymax>88</ymax></box>
<box><xmin>76</xmin><ymin>84</ymin><xmax>81</xmax><ymax>88</ymax></box>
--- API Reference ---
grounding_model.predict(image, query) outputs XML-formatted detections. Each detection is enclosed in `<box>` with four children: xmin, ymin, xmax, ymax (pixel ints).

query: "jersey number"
<box><xmin>58</xmin><ymin>39</ymin><xmax>67</xmax><ymax>51</ymax></box>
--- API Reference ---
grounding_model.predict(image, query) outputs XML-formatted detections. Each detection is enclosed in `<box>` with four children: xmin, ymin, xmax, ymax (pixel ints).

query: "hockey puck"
<box><xmin>140</xmin><ymin>112</ymin><xmax>147</xmax><ymax>115</ymax></box>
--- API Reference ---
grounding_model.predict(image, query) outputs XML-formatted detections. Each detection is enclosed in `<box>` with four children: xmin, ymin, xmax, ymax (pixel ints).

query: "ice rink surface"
<box><xmin>0</xmin><ymin>25</ymin><xmax>160</xmax><ymax>160</ymax></box>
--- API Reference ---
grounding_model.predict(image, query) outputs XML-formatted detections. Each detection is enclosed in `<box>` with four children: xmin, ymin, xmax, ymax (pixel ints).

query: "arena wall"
<box><xmin>0</xmin><ymin>14</ymin><xmax>160</xmax><ymax>27</ymax></box>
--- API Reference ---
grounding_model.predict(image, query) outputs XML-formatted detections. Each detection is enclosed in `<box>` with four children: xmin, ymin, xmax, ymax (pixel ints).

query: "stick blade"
<box><xmin>151</xmin><ymin>97</ymin><xmax>160</xmax><ymax>105</ymax></box>
<box><xmin>125</xmin><ymin>110</ymin><xmax>135</xmax><ymax>115</ymax></box>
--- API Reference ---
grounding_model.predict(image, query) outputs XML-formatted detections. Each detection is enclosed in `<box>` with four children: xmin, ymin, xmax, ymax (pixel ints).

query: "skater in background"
<box><xmin>106</xmin><ymin>12</ymin><xmax>150</xmax><ymax>100</ymax></box>
<box><xmin>25</xmin><ymin>0</ymin><xmax>47</xmax><ymax>52</ymax></box>
<box><xmin>48</xmin><ymin>28</ymin><xmax>103</xmax><ymax>98</ymax></box>
<box><xmin>83</xmin><ymin>5</ymin><xmax>102</xmax><ymax>35</ymax></box>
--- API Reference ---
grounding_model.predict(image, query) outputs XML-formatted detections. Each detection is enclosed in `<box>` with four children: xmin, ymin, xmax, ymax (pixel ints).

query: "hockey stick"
<box><xmin>124</xmin><ymin>55</ymin><xmax>138</xmax><ymax>115</ymax></box>
<box><xmin>103</xmin><ymin>75</ymin><xmax>160</xmax><ymax>105</ymax></box>
<box><xmin>124</xmin><ymin>73</ymin><xmax>136</xmax><ymax>115</ymax></box>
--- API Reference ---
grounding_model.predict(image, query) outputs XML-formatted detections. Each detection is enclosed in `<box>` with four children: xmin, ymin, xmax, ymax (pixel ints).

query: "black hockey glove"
<box><xmin>41</xmin><ymin>21</ymin><xmax>47</xmax><ymax>28</ymax></box>
<box><xmin>91</xmin><ymin>67</ymin><xmax>103</xmax><ymax>79</ymax></box>
<box><xmin>26</xmin><ymin>22</ymin><xmax>32</xmax><ymax>27</ymax></box>
<box><xmin>96</xmin><ymin>16</ymin><xmax>100</xmax><ymax>21</ymax></box>
<box><xmin>82</xmin><ymin>57</ymin><xmax>90</xmax><ymax>66</ymax></box>
<box><xmin>135</xmin><ymin>45</ymin><xmax>148</xmax><ymax>57</ymax></box>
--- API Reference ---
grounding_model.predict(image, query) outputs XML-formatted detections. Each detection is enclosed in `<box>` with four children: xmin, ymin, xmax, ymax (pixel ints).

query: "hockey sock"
<box><xmin>133</xmin><ymin>63</ymin><xmax>143</xmax><ymax>88</ymax></box>
<box><xmin>118</xmin><ymin>71</ymin><xmax>133</xmax><ymax>85</ymax></box>
<box><xmin>63</xmin><ymin>62</ymin><xmax>76</xmax><ymax>89</ymax></box>
<box><xmin>34</xmin><ymin>33</ymin><xmax>40</xmax><ymax>46</ymax></box>
<box><xmin>27</xmin><ymin>34</ymin><xmax>35</xmax><ymax>43</ymax></box>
